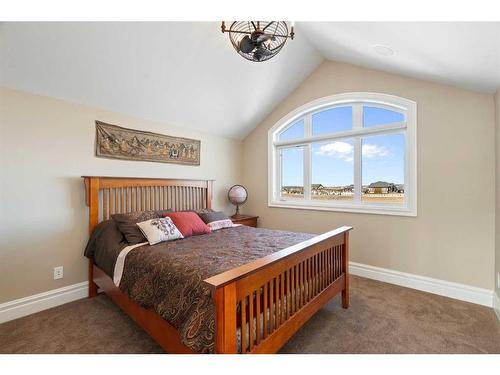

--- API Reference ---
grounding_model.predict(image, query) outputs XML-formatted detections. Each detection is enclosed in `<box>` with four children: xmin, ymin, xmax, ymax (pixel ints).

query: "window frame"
<box><xmin>268</xmin><ymin>92</ymin><xmax>417</xmax><ymax>216</ymax></box>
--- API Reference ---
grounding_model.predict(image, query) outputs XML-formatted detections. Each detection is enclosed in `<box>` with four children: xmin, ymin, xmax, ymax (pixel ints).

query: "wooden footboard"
<box><xmin>205</xmin><ymin>226</ymin><xmax>352</xmax><ymax>354</ymax></box>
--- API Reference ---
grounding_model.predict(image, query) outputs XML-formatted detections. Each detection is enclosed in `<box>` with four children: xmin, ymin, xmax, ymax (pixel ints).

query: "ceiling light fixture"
<box><xmin>221</xmin><ymin>21</ymin><xmax>295</xmax><ymax>62</ymax></box>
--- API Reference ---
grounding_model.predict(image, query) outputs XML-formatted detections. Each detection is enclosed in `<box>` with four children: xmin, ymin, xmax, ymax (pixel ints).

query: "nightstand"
<box><xmin>231</xmin><ymin>214</ymin><xmax>259</xmax><ymax>228</ymax></box>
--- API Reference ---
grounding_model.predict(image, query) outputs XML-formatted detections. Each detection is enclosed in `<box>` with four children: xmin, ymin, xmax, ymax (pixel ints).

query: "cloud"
<box><xmin>362</xmin><ymin>144</ymin><xmax>389</xmax><ymax>158</ymax></box>
<box><xmin>316</xmin><ymin>141</ymin><xmax>389</xmax><ymax>162</ymax></box>
<box><xmin>316</xmin><ymin>141</ymin><xmax>353</xmax><ymax>162</ymax></box>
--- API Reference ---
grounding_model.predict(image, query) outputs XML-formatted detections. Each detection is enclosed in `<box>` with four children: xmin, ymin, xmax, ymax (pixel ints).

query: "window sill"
<box><xmin>268</xmin><ymin>201</ymin><xmax>417</xmax><ymax>217</ymax></box>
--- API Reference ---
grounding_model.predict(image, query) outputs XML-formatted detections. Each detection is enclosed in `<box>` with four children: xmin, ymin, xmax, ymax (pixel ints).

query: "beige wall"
<box><xmin>242</xmin><ymin>60</ymin><xmax>496</xmax><ymax>290</ymax></box>
<box><xmin>1</xmin><ymin>63</ymin><xmax>497</xmax><ymax>305</ymax></box>
<box><xmin>496</xmin><ymin>88</ymin><xmax>500</xmax><ymax>297</ymax></box>
<box><xmin>0</xmin><ymin>88</ymin><xmax>243</xmax><ymax>303</ymax></box>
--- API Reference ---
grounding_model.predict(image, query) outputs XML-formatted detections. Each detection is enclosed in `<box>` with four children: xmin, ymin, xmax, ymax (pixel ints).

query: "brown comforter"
<box><xmin>118</xmin><ymin>225</ymin><xmax>314</xmax><ymax>353</ymax></box>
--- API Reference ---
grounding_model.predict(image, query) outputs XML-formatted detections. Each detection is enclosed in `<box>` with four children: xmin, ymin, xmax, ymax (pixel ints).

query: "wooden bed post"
<box><xmin>342</xmin><ymin>230</ymin><xmax>350</xmax><ymax>308</ymax></box>
<box><xmin>206</xmin><ymin>180</ymin><xmax>213</xmax><ymax>209</ymax></box>
<box><xmin>214</xmin><ymin>284</ymin><xmax>237</xmax><ymax>354</ymax></box>
<box><xmin>84</xmin><ymin>176</ymin><xmax>99</xmax><ymax>298</ymax></box>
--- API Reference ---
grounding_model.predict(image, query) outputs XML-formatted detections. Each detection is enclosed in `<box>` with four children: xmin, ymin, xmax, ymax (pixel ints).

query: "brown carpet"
<box><xmin>1</xmin><ymin>276</ymin><xmax>499</xmax><ymax>354</ymax></box>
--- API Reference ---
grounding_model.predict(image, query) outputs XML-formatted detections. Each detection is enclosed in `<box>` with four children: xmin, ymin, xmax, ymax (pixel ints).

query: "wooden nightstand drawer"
<box><xmin>231</xmin><ymin>215</ymin><xmax>259</xmax><ymax>228</ymax></box>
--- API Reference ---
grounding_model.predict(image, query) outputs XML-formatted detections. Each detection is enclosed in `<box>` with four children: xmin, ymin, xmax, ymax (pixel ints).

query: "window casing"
<box><xmin>268</xmin><ymin>92</ymin><xmax>417</xmax><ymax>216</ymax></box>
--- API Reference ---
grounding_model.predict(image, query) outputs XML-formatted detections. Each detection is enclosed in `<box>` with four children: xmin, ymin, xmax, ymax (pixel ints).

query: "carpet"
<box><xmin>1</xmin><ymin>276</ymin><xmax>499</xmax><ymax>354</ymax></box>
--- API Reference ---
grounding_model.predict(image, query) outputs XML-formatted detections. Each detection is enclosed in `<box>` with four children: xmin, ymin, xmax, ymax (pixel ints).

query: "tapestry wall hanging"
<box><xmin>95</xmin><ymin>121</ymin><xmax>200</xmax><ymax>166</ymax></box>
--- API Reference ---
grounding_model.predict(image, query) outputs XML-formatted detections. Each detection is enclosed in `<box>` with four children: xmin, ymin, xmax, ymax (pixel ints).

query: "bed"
<box><xmin>83</xmin><ymin>176</ymin><xmax>352</xmax><ymax>354</ymax></box>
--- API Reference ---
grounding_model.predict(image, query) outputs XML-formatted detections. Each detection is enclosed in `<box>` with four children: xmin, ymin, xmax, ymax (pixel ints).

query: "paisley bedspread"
<box><xmin>118</xmin><ymin>225</ymin><xmax>313</xmax><ymax>353</ymax></box>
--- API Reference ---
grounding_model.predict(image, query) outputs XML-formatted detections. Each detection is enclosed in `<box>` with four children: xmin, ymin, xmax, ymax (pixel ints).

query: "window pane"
<box><xmin>312</xmin><ymin>106</ymin><xmax>352</xmax><ymax>136</ymax></box>
<box><xmin>280</xmin><ymin>146</ymin><xmax>304</xmax><ymax>199</ymax></box>
<box><xmin>311</xmin><ymin>140</ymin><xmax>354</xmax><ymax>201</ymax></box>
<box><xmin>362</xmin><ymin>134</ymin><xmax>405</xmax><ymax>204</ymax></box>
<box><xmin>363</xmin><ymin>106</ymin><xmax>404</xmax><ymax>128</ymax></box>
<box><xmin>278</xmin><ymin>120</ymin><xmax>304</xmax><ymax>141</ymax></box>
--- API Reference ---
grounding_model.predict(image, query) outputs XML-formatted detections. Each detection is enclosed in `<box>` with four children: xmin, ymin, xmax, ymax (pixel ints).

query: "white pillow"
<box><xmin>207</xmin><ymin>219</ymin><xmax>236</xmax><ymax>231</ymax></box>
<box><xmin>137</xmin><ymin>217</ymin><xmax>184</xmax><ymax>245</ymax></box>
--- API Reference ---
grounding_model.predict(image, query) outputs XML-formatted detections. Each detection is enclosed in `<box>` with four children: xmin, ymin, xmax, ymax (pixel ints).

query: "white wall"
<box><xmin>242</xmin><ymin>60</ymin><xmax>496</xmax><ymax>290</ymax></box>
<box><xmin>0</xmin><ymin>87</ymin><xmax>243</xmax><ymax>303</ymax></box>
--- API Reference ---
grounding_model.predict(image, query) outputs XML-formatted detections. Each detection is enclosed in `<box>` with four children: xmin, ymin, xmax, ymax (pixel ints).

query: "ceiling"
<box><xmin>1</xmin><ymin>22</ymin><xmax>499</xmax><ymax>140</ymax></box>
<box><xmin>300</xmin><ymin>22</ymin><xmax>500</xmax><ymax>94</ymax></box>
<box><xmin>0</xmin><ymin>22</ymin><xmax>323</xmax><ymax>140</ymax></box>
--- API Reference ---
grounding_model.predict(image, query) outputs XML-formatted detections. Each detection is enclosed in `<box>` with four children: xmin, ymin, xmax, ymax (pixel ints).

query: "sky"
<box><xmin>280</xmin><ymin>106</ymin><xmax>405</xmax><ymax>187</ymax></box>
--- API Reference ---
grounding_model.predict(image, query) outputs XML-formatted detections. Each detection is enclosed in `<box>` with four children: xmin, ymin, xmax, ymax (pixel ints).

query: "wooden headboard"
<box><xmin>83</xmin><ymin>176</ymin><xmax>213</xmax><ymax>235</ymax></box>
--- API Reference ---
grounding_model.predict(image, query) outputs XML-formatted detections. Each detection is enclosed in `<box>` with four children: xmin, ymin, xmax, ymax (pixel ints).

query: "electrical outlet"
<box><xmin>53</xmin><ymin>266</ymin><xmax>64</xmax><ymax>280</ymax></box>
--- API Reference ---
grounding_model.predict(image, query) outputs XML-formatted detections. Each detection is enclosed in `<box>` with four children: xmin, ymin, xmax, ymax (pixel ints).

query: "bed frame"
<box><xmin>83</xmin><ymin>176</ymin><xmax>352</xmax><ymax>354</ymax></box>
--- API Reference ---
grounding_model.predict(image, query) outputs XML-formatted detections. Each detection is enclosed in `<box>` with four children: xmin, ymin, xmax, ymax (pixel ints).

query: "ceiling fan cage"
<box><xmin>225</xmin><ymin>21</ymin><xmax>291</xmax><ymax>62</ymax></box>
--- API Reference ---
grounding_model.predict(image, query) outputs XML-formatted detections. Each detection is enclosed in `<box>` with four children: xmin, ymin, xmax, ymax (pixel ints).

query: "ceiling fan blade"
<box><xmin>253</xmin><ymin>50</ymin><xmax>264</xmax><ymax>61</ymax></box>
<box><xmin>257</xmin><ymin>46</ymin><xmax>274</xmax><ymax>56</ymax></box>
<box><xmin>255</xmin><ymin>33</ymin><xmax>273</xmax><ymax>44</ymax></box>
<box><xmin>238</xmin><ymin>35</ymin><xmax>255</xmax><ymax>53</ymax></box>
<box><xmin>253</xmin><ymin>46</ymin><xmax>274</xmax><ymax>61</ymax></box>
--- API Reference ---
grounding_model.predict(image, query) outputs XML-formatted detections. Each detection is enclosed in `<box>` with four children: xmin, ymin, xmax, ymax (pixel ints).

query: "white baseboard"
<box><xmin>0</xmin><ymin>265</ymin><xmax>496</xmax><ymax>325</ymax></box>
<box><xmin>0</xmin><ymin>281</ymin><xmax>88</xmax><ymax>324</ymax></box>
<box><xmin>350</xmin><ymin>262</ymin><xmax>494</xmax><ymax>307</ymax></box>
<box><xmin>494</xmin><ymin>292</ymin><xmax>500</xmax><ymax>322</ymax></box>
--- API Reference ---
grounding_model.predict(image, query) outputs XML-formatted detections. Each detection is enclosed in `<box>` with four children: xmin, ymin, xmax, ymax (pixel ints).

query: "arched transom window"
<box><xmin>268</xmin><ymin>92</ymin><xmax>417</xmax><ymax>216</ymax></box>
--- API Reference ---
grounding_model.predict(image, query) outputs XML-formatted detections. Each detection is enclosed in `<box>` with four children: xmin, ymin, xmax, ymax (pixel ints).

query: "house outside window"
<box><xmin>268</xmin><ymin>92</ymin><xmax>417</xmax><ymax>216</ymax></box>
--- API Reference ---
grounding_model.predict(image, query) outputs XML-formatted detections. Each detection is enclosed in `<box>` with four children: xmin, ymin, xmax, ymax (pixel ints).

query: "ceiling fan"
<box><xmin>221</xmin><ymin>21</ymin><xmax>295</xmax><ymax>62</ymax></box>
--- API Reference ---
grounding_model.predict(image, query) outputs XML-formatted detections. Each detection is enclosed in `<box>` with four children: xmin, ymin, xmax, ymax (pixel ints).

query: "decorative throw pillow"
<box><xmin>163</xmin><ymin>211</ymin><xmax>211</xmax><ymax>237</ymax></box>
<box><xmin>207</xmin><ymin>219</ymin><xmax>234</xmax><ymax>231</ymax></box>
<box><xmin>194</xmin><ymin>208</ymin><xmax>215</xmax><ymax>214</ymax></box>
<box><xmin>198</xmin><ymin>211</ymin><xmax>235</xmax><ymax>231</ymax></box>
<box><xmin>112</xmin><ymin>210</ymin><xmax>170</xmax><ymax>244</ymax></box>
<box><xmin>198</xmin><ymin>210</ymin><xmax>228</xmax><ymax>223</ymax></box>
<box><xmin>136</xmin><ymin>217</ymin><xmax>184</xmax><ymax>245</ymax></box>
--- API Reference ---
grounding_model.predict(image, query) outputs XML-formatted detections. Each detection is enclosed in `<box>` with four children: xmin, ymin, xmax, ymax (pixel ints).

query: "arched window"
<box><xmin>268</xmin><ymin>92</ymin><xmax>417</xmax><ymax>216</ymax></box>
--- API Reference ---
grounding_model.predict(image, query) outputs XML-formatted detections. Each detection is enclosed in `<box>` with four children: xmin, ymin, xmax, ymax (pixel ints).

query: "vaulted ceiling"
<box><xmin>0</xmin><ymin>22</ymin><xmax>323</xmax><ymax>140</ymax></box>
<box><xmin>1</xmin><ymin>22</ymin><xmax>499</xmax><ymax>140</ymax></box>
<box><xmin>300</xmin><ymin>22</ymin><xmax>500</xmax><ymax>94</ymax></box>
